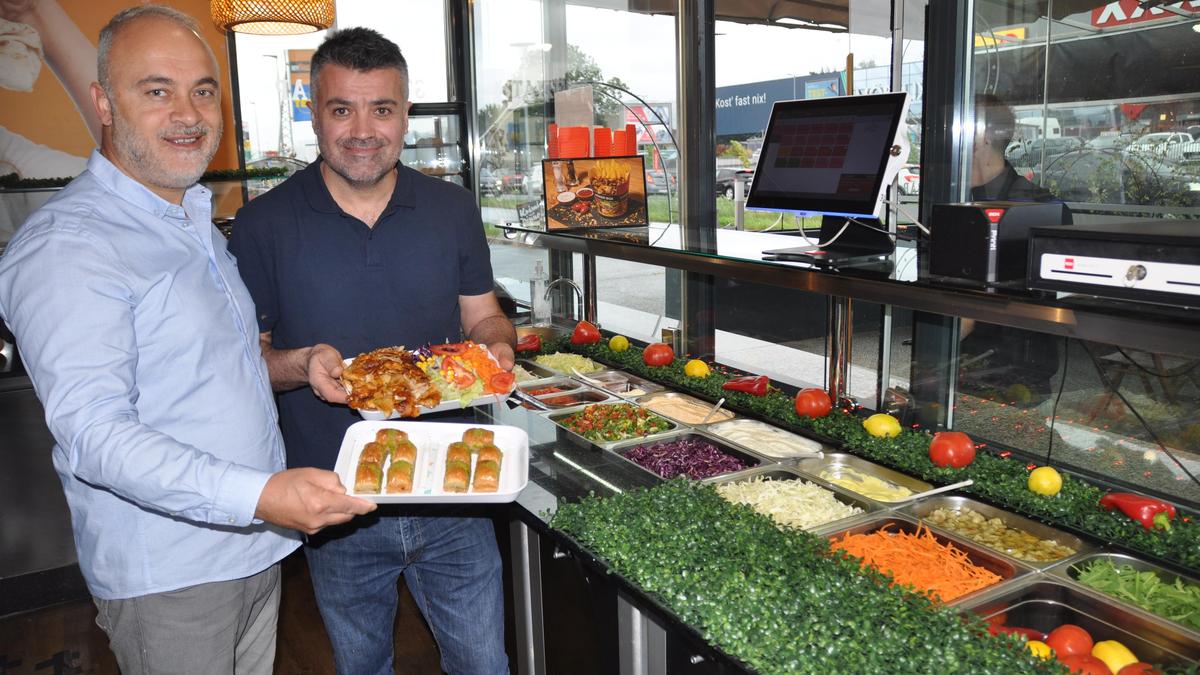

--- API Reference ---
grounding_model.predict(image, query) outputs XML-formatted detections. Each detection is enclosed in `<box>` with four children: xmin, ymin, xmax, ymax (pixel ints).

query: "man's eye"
<box><xmin>148</xmin><ymin>89</ymin><xmax>167</xmax><ymax>97</ymax></box>
<box><xmin>196</xmin><ymin>88</ymin><xmax>216</xmax><ymax>98</ymax></box>
<box><xmin>376</xmin><ymin>108</ymin><xmax>392</xmax><ymax>116</ymax></box>
<box><xmin>333</xmin><ymin>108</ymin><xmax>349</xmax><ymax>116</ymax></box>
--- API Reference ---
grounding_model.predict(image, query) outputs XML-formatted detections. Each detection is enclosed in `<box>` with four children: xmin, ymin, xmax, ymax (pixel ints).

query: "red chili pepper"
<box><xmin>721</xmin><ymin>375</ymin><xmax>769</xmax><ymax>396</ymax></box>
<box><xmin>1099</xmin><ymin>492</ymin><xmax>1176</xmax><ymax>531</ymax></box>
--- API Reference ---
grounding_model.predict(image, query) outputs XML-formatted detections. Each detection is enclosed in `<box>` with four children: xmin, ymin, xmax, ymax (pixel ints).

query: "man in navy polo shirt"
<box><xmin>229</xmin><ymin>28</ymin><xmax>513</xmax><ymax>675</ymax></box>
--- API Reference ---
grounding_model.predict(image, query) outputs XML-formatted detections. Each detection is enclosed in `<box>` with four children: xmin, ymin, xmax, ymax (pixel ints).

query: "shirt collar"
<box><xmin>302</xmin><ymin>157</ymin><xmax>416</xmax><ymax>217</ymax></box>
<box><xmin>86</xmin><ymin>150</ymin><xmax>211</xmax><ymax>220</ymax></box>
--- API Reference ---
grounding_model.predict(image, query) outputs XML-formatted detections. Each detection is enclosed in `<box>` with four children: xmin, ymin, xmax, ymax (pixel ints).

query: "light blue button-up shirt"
<box><xmin>0</xmin><ymin>151</ymin><xmax>299</xmax><ymax>599</ymax></box>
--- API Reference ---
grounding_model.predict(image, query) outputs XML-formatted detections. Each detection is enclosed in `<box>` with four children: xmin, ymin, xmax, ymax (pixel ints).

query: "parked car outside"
<box><xmin>1005</xmin><ymin>137</ymin><xmax>1083</xmax><ymax>168</ymax></box>
<box><xmin>896</xmin><ymin>164</ymin><xmax>920</xmax><ymax>195</ymax></box>
<box><xmin>645</xmin><ymin>169</ymin><xmax>678</xmax><ymax>195</ymax></box>
<box><xmin>1126</xmin><ymin>132</ymin><xmax>1193</xmax><ymax>161</ymax></box>
<box><xmin>715</xmin><ymin>168</ymin><xmax>754</xmax><ymax>199</ymax></box>
<box><xmin>501</xmin><ymin>171</ymin><xmax>528</xmax><ymax>195</ymax></box>
<box><xmin>478</xmin><ymin>167</ymin><xmax>501</xmax><ymax>196</ymax></box>
<box><xmin>1086</xmin><ymin>133</ymin><xmax>1137</xmax><ymax>152</ymax></box>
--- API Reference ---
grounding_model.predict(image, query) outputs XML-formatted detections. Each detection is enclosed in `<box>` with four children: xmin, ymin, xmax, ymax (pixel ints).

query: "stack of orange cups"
<box><xmin>593</xmin><ymin>127</ymin><xmax>612</xmax><ymax>158</ymax></box>
<box><xmin>611</xmin><ymin>130</ymin><xmax>627</xmax><ymax>157</ymax></box>
<box><xmin>558</xmin><ymin>126</ymin><xmax>590</xmax><ymax>158</ymax></box>
<box><xmin>547</xmin><ymin>123</ymin><xmax>559</xmax><ymax>159</ymax></box>
<box><xmin>625</xmin><ymin>123</ymin><xmax>637</xmax><ymax>154</ymax></box>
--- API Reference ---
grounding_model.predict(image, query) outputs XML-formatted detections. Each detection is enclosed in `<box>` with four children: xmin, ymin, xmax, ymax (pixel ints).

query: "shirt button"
<box><xmin>228</xmin><ymin>516</ymin><xmax>236</xmax><ymax>524</ymax></box>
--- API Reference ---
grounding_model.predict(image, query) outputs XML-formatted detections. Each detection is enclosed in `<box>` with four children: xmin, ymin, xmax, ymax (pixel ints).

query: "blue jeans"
<box><xmin>304</xmin><ymin>511</ymin><xmax>508</xmax><ymax>675</ymax></box>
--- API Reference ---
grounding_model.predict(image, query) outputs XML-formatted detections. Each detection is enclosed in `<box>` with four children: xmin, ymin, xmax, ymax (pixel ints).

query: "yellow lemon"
<box><xmin>1026</xmin><ymin>641</ymin><xmax>1052</xmax><ymax>660</ymax></box>
<box><xmin>683</xmin><ymin>359</ymin><xmax>711</xmax><ymax>378</ymax></box>
<box><xmin>1092</xmin><ymin>640</ymin><xmax>1138</xmax><ymax>673</ymax></box>
<box><xmin>1028</xmin><ymin>466</ymin><xmax>1063</xmax><ymax>496</ymax></box>
<box><xmin>608</xmin><ymin>335</ymin><xmax>630</xmax><ymax>352</ymax></box>
<box><xmin>863</xmin><ymin>413</ymin><xmax>901</xmax><ymax>438</ymax></box>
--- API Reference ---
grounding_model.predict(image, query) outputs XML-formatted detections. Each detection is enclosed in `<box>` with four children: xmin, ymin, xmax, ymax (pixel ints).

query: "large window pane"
<box><xmin>235</xmin><ymin>0</ymin><xmax>448</xmax><ymax>165</ymax></box>
<box><xmin>952</xmin><ymin>0</ymin><xmax>1200</xmax><ymax>505</ymax></box>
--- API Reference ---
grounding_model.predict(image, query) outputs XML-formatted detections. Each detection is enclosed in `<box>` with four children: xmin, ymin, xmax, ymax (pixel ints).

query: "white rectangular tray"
<box><xmin>334</xmin><ymin>420</ymin><xmax>530</xmax><ymax>503</ymax></box>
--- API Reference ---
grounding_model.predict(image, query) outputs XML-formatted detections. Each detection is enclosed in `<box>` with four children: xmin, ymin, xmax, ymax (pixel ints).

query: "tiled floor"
<box><xmin>0</xmin><ymin>553</ymin><xmax>443</xmax><ymax>675</ymax></box>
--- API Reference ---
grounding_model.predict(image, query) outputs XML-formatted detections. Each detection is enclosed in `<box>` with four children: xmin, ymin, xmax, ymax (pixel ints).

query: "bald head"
<box><xmin>98</xmin><ymin>5</ymin><xmax>213</xmax><ymax>98</ymax></box>
<box><xmin>90</xmin><ymin>6</ymin><xmax>223</xmax><ymax>203</ymax></box>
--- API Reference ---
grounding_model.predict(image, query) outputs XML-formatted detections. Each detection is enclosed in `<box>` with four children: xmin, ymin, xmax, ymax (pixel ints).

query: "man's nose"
<box><xmin>349</xmin><ymin>111</ymin><xmax>375</xmax><ymax>138</ymax></box>
<box><xmin>171</xmin><ymin>93</ymin><xmax>202</xmax><ymax>126</ymax></box>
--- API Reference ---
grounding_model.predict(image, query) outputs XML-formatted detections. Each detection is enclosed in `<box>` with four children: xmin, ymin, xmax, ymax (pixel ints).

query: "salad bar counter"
<box><xmin>469</xmin><ymin>350</ymin><xmax>1199</xmax><ymax>674</ymax></box>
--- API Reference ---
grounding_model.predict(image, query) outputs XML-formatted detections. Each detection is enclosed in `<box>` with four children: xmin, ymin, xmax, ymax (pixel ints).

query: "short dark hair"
<box><xmin>310</xmin><ymin>27</ymin><xmax>408</xmax><ymax>101</ymax></box>
<box><xmin>975</xmin><ymin>93</ymin><xmax>1015</xmax><ymax>149</ymax></box>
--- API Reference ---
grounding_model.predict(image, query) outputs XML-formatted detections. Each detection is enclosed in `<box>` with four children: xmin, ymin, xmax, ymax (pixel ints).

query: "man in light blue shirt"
<box><xmin>0</xmin><ymin>7</ymin><xmax>374</xmax><ymax>674</ymax></box>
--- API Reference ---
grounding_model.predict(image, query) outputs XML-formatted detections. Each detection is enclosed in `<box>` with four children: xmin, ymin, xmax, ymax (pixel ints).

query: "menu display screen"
<box><xmin>747</xmin><ymin>93</ymin><xmax>907</xmax><ymax>218</ymax></box>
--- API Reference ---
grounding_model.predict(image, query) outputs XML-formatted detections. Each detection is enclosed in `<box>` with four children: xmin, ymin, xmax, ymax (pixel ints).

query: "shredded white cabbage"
<box><xmin>717</xmin><ymin>476</ymin><xmax>862</xmax><ymax>530</ymax></box>
<box><xmin>534</xmin><ymin>353</ymin><xmax>603</xmax><ymax>373</ymax></box>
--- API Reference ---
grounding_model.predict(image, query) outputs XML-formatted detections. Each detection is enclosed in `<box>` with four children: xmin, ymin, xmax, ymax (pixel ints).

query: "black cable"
<box><xmin>1114</xmin><ymin>345</ymin><xmax>1200</xmax><ymax>379</ymax></box>
<box><xmin>1081</xmin><ymin>340</ymin><xmax>1200</xmax><ymax>490</ymax></box>
<box><xmin>846</xmin><ymin>217</ymin><xmax>921</xmax><ymax>241</ymax></box>
<box><xmin>1045</xmin><ymin>335</ymin><xmax>1070</xmax><ymax>466</ymax></box>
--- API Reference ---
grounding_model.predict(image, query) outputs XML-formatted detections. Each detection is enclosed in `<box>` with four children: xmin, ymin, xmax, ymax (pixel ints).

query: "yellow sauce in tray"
<box><xmin>820</xmin><ymin>467</ymin><xmax>913</xmax><ymax>502</ymax></box>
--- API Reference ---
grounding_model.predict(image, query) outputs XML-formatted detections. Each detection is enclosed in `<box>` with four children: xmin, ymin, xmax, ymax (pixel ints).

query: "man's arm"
<box><xmin>0</xmin><ymin>229</ymin><xmax>372</xmax><ymax>533</ymax></box>
<box><xmin>460</xmin><ymin>291</ymin><xmax>516</xmax><ymax>370</ymax></box>
<box><xmin>258</xmin><ymin>331</ymin><xmax>348</xmax><ymax>403</ymax></box>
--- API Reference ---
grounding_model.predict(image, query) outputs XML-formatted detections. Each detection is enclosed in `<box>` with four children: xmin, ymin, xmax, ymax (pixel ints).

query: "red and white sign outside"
<box><xmin>1091</xmin><ymin>0</ymin><xmax>1200</xmax><ymax>28</ymax></box>
<box><xmin>1065</xmin><ymin>258</ymin><xmax>1075</xmax><ymax>270</ymax></box>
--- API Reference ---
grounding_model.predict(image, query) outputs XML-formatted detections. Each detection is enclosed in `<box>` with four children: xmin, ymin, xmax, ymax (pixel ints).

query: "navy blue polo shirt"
<box><xmin>228</xmin><ymin>160</ymin><xmax>494</xmax><ymax>470</ymax></box>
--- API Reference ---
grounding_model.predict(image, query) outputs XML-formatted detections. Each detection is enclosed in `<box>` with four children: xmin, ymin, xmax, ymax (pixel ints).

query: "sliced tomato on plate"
<box><xmin>489</xmin><ymin>371</ymin><xmax>516</xmax><ymax>393</ymax></box>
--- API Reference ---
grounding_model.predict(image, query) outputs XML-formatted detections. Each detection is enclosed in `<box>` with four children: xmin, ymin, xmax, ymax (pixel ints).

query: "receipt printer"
<box><xmin>929</xmin><ymin>201</ymin><xmax>1069</xmax><ymax>284</ymax></box>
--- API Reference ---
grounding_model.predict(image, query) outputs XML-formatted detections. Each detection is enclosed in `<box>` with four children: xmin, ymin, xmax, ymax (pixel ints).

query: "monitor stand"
<box><xmin>762</xmin><ymin>215</ymin><xmax>895</xmax><ymax>267</ymax></box>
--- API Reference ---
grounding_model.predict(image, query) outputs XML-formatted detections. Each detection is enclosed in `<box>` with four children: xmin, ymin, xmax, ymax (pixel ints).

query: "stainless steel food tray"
<box><xmin>608</xmin><ymin>430</ymin><xmax>766</xmax><ymax>482</ymax></box>
<box><xmin>1047</xmin><ymin>551</ymin><xmax>1200</xmax><ymax>639</ymax></box>
<box><xmin>573</xmin><ymin>369</ymin><xmax>665</xmax><ymax>398</ymax></box>
<box><xmin>544</xmin><ymin>402</ymin><xmax>680</xmax><ymax>450</ymax></box>
<box><xmin>700</xmin><ymin>418</ymin><xmax>824</xmax><ymax>460</ymax></box>
<box><xmin>903</xmin><ymin>495</ymin><xmax>1092</xmax><ymax>570</ymax></box>
<box><xmin>822</xmin><ymin>514</ymin><xmax>1032</xmax><ymax>606</ymax></box>
<box><xmin>634</xmin><ymin>391</ymin><xmax>738</xmax><ymax>426</ymax></box>
<box><xmin>709</xmin><ymin>465</ymin><xmax>880</xmax><ymax>531</ymax></box>
<box><xmin>792</xmin><ymin>453</ymin><xmax>931</xmax><ymax>506</ymax></box>
<box><xmin>515</xmin><ymin>378</ymin><xmax>616</xmax><ymax>410</ymax></box>
<box><xmin>514</xmin><ymin>359</ymin><xmax>561</xmax><ymax>383</ymax></box>
<box><xmin>958</xmin><ymin>577</ymin><xmax>1200</xmax><ymax>664</ymax></box>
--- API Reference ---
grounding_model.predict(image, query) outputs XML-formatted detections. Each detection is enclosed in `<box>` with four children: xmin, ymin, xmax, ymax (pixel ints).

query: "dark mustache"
<box><xmin>339</xmin><ymin>138</ymin><xmax>385</xmax><ymax>150</ymax></box>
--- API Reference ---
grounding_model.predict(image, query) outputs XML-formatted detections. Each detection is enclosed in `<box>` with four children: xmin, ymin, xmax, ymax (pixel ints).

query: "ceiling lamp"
<box><xmin>211</xmin><ymin>0</ymin><xmax>334</xmax><ymax>35</ymax></box>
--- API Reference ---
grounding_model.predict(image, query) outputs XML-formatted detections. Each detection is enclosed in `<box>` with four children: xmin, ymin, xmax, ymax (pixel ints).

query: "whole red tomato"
<box><xmin>794</xmin><ymin>388</ymin><xmax>832</xmax><ymax>418</ymax></box>
<box><xmin>1046</xmin><ymin>624</ymin><xmax>1094</xmax><ymax>659</ymax></box>
<box><xmin>642</xmin><ymin>343</ymin><xmax>675</xmax><ymax>367</ymax></box>
<box><xmin>1060</xmin><ymin>655</ymin><xmax>1112</xmax><ymax>675</ymax></box>
<box><xmin>571</xmin><ymin>320</ymin><xmax>601</xmax><ymax>345</ymax></box>
<box><xmin>929</xmin><ymin>431</ymin><xmax>977</xmax><ymax>469</ymax></box>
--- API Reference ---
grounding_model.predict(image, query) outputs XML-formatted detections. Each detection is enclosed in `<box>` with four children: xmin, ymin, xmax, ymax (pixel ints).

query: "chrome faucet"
<box><xmin>544</xmin><ymin>277</ymin><xmax>584</xmax><ymax>319</ymax></box>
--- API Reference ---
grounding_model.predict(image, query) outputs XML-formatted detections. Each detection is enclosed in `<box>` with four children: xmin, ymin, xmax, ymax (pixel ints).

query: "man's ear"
<box><xmin>91</xmin><ymin>83</ymin><xmax>114</xmax><ymax>127</ymax></box>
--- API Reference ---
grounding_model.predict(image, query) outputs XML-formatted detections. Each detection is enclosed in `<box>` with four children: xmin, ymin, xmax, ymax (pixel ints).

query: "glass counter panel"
<box><xmin>406</xmin><ymin>114</ymin><xmax>463</xmax><ymax>181</ymax></box>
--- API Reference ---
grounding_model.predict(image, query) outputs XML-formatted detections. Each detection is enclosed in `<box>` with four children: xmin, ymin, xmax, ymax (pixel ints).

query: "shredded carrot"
<box><xmin>460</xmin><ymin>342</ymin><xmax>504</xmax><ymax>380</ymax></box>
<box><xmin>830</xmin><ymin>522</ymin><xmax>1002</xmax><ymax>603</ymax></box>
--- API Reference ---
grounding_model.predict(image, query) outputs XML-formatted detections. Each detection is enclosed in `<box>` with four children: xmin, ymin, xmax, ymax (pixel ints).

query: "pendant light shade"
<box><xmin>211</xmin><ymin>0</ymin><xmax>335</xmax><ymax>35</ymax></box>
